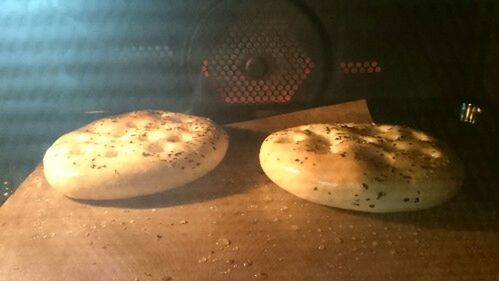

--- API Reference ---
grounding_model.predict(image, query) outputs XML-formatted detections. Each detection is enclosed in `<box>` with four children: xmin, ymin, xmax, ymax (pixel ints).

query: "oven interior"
<box><xmin>0</xmin><ymin>2</ymin><xmax>498</xmax><ymax>280</ymax></box>
<box><xmin>0</xmin><ymin>0</ymin><xmax>497</xmax><ymax>204</ymax></box>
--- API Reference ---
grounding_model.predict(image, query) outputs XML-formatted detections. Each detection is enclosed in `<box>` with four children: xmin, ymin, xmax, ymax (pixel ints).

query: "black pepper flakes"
<box><xmin>369</xmin><ymin>204</ymin><xmax>375</xmax><ymax>208</ymax></box>
<box><xmin>403</xmin><ymin>198</ymin><xmax>410</xmax><ymax>202</ymax></box>
<box><xmin>376</xmin><ymin>192</ymin><xmax>387</xmax><ymax>200</ymax></box>
<box><xmin>362</xmin><ymin>183</ymin><xmax>369</xmax><ymax>190</ymax></box>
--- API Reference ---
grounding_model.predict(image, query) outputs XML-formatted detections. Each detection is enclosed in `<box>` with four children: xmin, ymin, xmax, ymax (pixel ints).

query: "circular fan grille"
<box><xmin>206</xmin><ymin>20</ymin><xmax>315</xmax><ymax>104</ymax></box>
<box><xmin>191</xmin><ymin>0</ymin><xmax>326</xmax><ymax>106</ymax></box>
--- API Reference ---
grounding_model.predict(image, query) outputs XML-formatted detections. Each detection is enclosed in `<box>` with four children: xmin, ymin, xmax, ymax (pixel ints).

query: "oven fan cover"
<box><xmin>188</xmin><ymin>0</ymin><xmax>328</xmax><ymax>107</ymax></box>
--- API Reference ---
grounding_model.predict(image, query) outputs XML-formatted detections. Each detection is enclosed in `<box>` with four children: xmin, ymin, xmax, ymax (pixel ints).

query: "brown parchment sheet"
<box><xmin>0</xmin><ymin>100</ymin><xmax>497</xmax><ymax>281</ymax></box>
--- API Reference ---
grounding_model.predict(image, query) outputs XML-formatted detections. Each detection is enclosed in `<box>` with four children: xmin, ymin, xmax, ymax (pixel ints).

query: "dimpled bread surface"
<box><xmin>43</xmin><ymin>110</ymin><xmax>228</xmax><ymax>200</ymax></box>
<box><xmin>259</xmin><ymin>123</ymin><xmax>463</xmax><ymax>213</ymax></box>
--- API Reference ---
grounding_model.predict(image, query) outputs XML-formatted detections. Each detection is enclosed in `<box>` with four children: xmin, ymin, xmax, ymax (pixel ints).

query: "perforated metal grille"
<box><xmin>202</xmin><ymin>13</ymin><xmax>315</xmax><ymax>104</ymax></box>
<box><xmin>340</xmin><ymin>61</ymin><xmax>382</xmax><ymax>74</ymax></box>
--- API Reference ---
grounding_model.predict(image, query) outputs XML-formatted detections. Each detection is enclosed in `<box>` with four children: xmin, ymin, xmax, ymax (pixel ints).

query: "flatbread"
<box><xmin>259</xmin><ymin>123</ymin><xmax>463</xmax><ymax>213</ymax></box>
<box><xmin>43</xmin><ymin>110</ymin><xmax>228</xmax><ymax>200</ymax></box>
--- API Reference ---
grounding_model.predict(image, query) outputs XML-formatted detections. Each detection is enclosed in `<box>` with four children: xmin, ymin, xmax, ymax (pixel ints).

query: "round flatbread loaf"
<box><xmin>43</xmin><ymin>110</ymin><xmax>228</xmax><ymax>200</ymax></box>
<box><xmin>259</xmin><ymin>123</ymin><xmax>463</xmax><ymax>213</ymax></box>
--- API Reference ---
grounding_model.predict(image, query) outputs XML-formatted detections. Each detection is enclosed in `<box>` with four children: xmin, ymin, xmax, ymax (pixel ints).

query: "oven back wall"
<box><xmin>0</xmin><ymin>0</ymin><xmax>489</xmax><ymax>203</ymax></box>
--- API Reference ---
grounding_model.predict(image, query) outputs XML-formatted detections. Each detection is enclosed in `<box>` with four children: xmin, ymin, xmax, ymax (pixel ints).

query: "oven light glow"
<box><xmin>460</xmin><ymin>103</ymin><xmax>482</xmax><ymax>124</ymax></box>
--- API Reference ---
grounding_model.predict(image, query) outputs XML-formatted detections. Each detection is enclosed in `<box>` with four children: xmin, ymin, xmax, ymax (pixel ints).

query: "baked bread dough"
<box><xmin>259</xmin><ymin>123</ymin><xmax>463</xmax><ymax>213</ymax></box>
<box><xmin>43</xmin><ymin>110</ymin><xmax>228</xmax><ymax>200</ymax></box>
